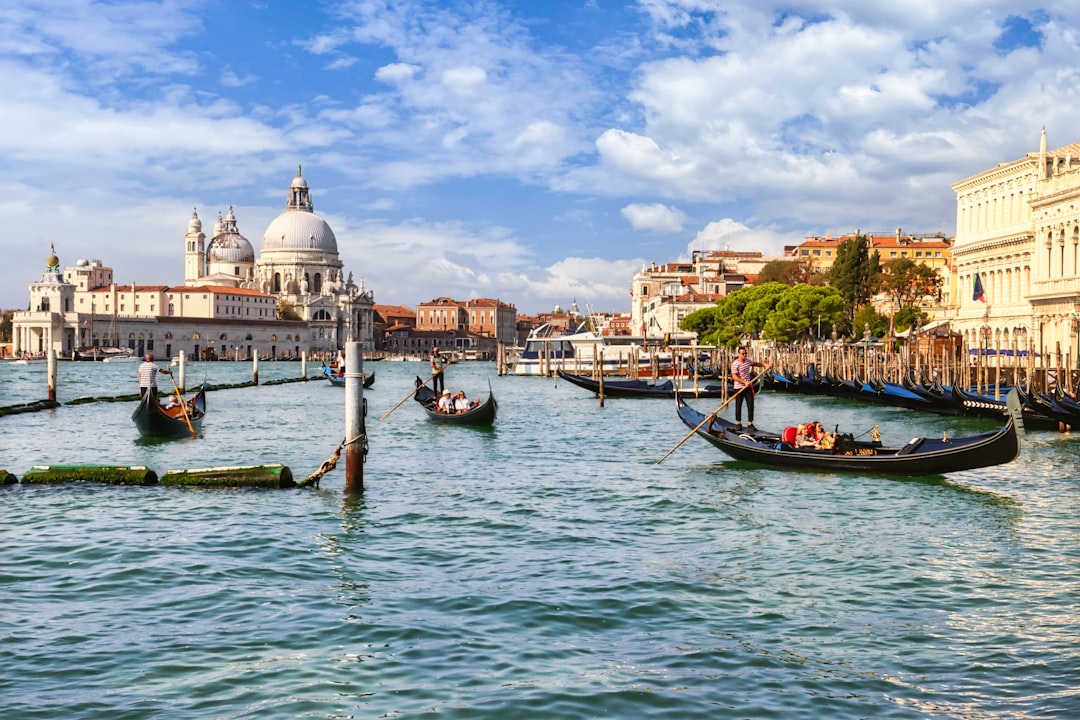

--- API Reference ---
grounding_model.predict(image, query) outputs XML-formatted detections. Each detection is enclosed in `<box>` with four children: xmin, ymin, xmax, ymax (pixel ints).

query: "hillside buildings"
<box><xmin>11</xmin><ymin>169</ymin><xmax>375</xmax><ymax>360</ymax></box>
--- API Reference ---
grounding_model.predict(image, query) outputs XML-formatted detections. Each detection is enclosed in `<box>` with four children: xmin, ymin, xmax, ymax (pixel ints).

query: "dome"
<box><xmin>209</xmin><ymin>232</ymin><xmax>255</xmax><ymax>263</ymax></box>
<box><xmin>188</xmin><ymin>209</ymin><xmax>202</xmax><ymax>232</ymax></box>
<box><xmin>261</xmin><ymin>211</ymin><xmax>338</xmax><ymax>253</ymax></box>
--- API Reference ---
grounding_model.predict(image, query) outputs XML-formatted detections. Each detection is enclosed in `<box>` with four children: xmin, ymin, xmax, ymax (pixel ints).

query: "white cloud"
<box><xmin>441</xmin><ymin>65</ymin><xmax>487</xmax><ymax>95</ymax></box>
<box><xmin>621</xmin><ymin>203</ymin><xmax>687</xmax><ymax>232</ymax></box>
<box><xmin>375</xmin><ymin>62</ymin><xmax>421</xmax><ymax>83</ymax></box>
<box><xmin>687</xmin><ymin>219</ymin><xmax>792</xmax><ymax>258</ymax></box>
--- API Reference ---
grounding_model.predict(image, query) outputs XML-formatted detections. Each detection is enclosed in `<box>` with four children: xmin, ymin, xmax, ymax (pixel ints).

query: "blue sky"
<box><xmin>1</xmin><ymin>0</ymin><xmax>1073</xmax><ymax>314</ymax></box>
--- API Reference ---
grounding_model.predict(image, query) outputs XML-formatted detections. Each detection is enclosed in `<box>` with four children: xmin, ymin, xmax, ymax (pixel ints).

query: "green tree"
<box><xmin>755</xmin><ymin>259</ymin><xmax>812</xmax><ymax>286</ymax></box>
<box><xmin>828</xmin><ymin>235</ymin><xmax>879</xmax><ymax>327</ymax></box>
<box><xmin>681</xmin><ymin>283</ymin><xmax>845</xmax><ymax>346</ymax></box>
<box><xmin>276</xmin><ymin>299</ymin><xmax>302</xmax><ymax>321</ymax></box>
<box><xmin>877</xmin><ymin>258</ymin><xmax>943</xmax><ymax>310</ymax></box>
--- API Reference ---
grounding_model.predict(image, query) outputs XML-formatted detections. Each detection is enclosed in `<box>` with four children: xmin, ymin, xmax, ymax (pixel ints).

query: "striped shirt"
<box><xmin>138</xmin><ymin>360</ymin><xmax>162</xmax><ymax>389</ymax></box>
<box><xmin>731</xmin><ymin>357</ymin><xmax>754</xmax><ymax>388</ymax></box>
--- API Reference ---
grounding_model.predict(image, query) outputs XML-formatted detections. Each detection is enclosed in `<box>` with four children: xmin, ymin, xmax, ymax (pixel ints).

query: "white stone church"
<box><xmin>12</xmin><ymin>168</ymin><xmax>375</xmax><ymax>361</ymax></box>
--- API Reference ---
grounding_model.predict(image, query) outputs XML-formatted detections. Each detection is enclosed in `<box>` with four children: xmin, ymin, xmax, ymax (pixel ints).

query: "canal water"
<box><xmin>1</xmin><ymin>359</ymin><xmax>1078</xmax><ymax>719</ymax></box>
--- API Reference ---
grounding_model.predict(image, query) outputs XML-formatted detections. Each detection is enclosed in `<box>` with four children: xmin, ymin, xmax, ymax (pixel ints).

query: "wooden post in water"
<box><xmin>177</xmin><ymin>351</ymin><xmax>186</xmax><ymax>392</ymax></box>
<box><xmin>47</xmin><ymin>349</ymin><xmax>57</xmax><ymax>402</ymax></box>
<box><xmin>253</xmin><ymin>354</ymin><xmax>259</xmax><ymax>386</ymax></box>
<box><xmin>301</xmin><ymin>351</ymin><xmax>308</xmax><ymax>378</ymax></box>
<box><xmin>598</xmin><ymin>348</ymin><xmax>605</xmax><ymax>407</ymax></box>
<box><xmin>344</xmin><ymin>341</ymin><xmax>365</xmax><ymax>492</ymax></box>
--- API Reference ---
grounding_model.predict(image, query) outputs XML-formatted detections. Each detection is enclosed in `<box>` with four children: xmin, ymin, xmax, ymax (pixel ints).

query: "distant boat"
<box><xmin>321</xmin><ymin>364</ymin><xmax>374</xmax><ymax>387</ymax></box>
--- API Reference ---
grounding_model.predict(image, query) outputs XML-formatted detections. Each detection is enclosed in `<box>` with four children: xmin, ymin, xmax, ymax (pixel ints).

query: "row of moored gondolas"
<box><xmin>765</xmin><ymin>368</ymin><xmax>1078</xmax><ymax>432</ymax></box>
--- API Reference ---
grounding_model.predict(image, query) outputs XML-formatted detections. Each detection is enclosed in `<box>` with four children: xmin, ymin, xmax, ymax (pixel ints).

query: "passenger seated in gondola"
<box><xmin>794</xmin><ymin>424</ymin><xmax>818</xmax><ymax>447</ymax></box>
<box><xmin>437</xmin><ymin>389</ymin><xmax>455</xmax><ymax>412</ymax></box>
<box><xmin>453</xmin><ymin>390</ymin><xmax>475</xmax><ymax>413</ymax></box>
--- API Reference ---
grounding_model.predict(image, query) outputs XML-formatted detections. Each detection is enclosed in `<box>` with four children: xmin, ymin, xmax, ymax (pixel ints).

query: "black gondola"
<box><xmin>675</xmin><ymin>389</ymin><xmax>1023</xmax><ymax>475</ymax></box>
<box><xmin>557</xmin><ymin>370</ymin><xmax>731</xmax><ymax>398</ymax></box>
<box><xmin>413</xmin><ymin>377</ymin><xmax>497</xmax><ymax>425</ymax></box>
<box><xmin>132</xmin><ymin>386</ymin><xmax>206</xmax><ymax>439</ymax></box>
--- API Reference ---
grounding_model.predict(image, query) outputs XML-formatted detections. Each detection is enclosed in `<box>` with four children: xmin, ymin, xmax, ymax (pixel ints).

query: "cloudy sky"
<box><xmin>1</xmin><ymin>0</ymin><xmax>1074</xmax><ymax>314</ymax></box>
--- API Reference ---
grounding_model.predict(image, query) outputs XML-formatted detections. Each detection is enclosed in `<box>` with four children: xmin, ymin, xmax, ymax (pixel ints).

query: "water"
<box><xmin>2</xmin><ymin>360</ymin><xmax>1078</xmax><ymax>719</ymax></box>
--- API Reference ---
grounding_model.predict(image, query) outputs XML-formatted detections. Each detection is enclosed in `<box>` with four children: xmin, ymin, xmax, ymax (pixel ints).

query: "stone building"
<box><xmin>11</xmin><ymin>168</ymin><xmax>375</xmax><ymax>360</ymax></box>
<box><xmin>951</xmin><ymin>129</ymin><xmax>1080</xmax><ymax>365</ymax></box>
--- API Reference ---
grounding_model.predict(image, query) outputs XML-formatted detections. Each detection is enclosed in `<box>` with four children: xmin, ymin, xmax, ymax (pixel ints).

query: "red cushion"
<box><xmin>781</xmin><ymin>426</ymin><xmax>797</xmax><ymax>444</ymax></box>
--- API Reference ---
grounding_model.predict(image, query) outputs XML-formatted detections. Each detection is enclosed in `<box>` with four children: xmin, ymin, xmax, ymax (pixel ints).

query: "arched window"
<box><xmin>313</xmin><ymin>273</ymin><xmax>322</xmax><ymax>293</ymax></box>
<box><xmin>273</xmin><ymin>272</ymin><xmax>281</xmax><ymax>293</ymax></box>
<box><xmin>313</xmin><ymin>309</ymin><xmax>331</xmax><ymax>321</ymax></box>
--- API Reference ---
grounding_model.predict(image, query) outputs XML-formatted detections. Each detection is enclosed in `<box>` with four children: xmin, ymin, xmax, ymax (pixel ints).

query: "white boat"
<box><xmin>508</xmin><ymin>325</ymin><xmax>693</xmax><ymax>377</ymax></box>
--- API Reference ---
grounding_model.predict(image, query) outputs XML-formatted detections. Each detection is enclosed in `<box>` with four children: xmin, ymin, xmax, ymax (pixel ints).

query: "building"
<box><xmin>951</xmin><ymin>129</ymin><xmax>1080</xmax><ymax>365</ymax></box>
<box><xmin>630</xmin><ymin>250</ymin><xmax>780</xmax><ymax>339</ymax></box>
<box><xmin>11</xmin><ymin>169</ymin><xmax>376</xmax><ymax>360</ymax></box>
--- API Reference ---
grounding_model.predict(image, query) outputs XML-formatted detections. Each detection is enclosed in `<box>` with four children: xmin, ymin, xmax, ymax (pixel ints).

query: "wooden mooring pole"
<box><xmin>344</xmin><ymin>342</ymin><xmax>365</xmax><ymax>492</ymax></box>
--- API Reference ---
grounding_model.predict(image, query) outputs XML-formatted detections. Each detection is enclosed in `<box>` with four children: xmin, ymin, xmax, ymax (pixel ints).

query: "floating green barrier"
<box><xmin>21</xmin><ymin>465</ymin><xmax>158</xmax><ymax>485</ymax></box>
<box><xmin>159</xmin><ymin>464</ymin><xmax>295</xmax><ymax>488</ymax></box>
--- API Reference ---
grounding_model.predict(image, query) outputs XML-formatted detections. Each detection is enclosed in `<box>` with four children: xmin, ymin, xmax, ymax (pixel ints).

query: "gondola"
<box><xmin>674</xmin><ymin>389</ymin><xmax>1023</xmax><ymax>475</ymax></box>
<box><xmin>557</xmin><ymin>370</ymin><xmax>731</xmax><ymax>398</ymax></box>
<box><xmin>132</xmin><ymin>386</ymin><xmax>207</xmax><ymax>439</ymax></box>
<box><xmin>321</xmin><ymin>365</ymin><xmax>374</xmax><ymax>388</ymax></box>
<box><xmin>413</xmin><ymin>377</ymin><xmax>497</xmax><ymax>425</ymax></box>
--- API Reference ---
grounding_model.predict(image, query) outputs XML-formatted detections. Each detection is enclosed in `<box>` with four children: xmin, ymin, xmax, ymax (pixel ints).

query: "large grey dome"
<box><xmin>260</xmin><ymin>167</ymin><xmax>338</xmax><ymax>253</ymax></box>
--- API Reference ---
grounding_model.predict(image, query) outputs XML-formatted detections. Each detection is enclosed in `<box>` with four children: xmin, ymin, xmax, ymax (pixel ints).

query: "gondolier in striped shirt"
<box><xmin>730</xmin><ymin>346</ymin><xmax>769</xmax><ymax>431</ymax></box>
<box><xmin>137</xmin><ymin>352</ymin><xmax>172</xmax><ymax>399</ymax></box>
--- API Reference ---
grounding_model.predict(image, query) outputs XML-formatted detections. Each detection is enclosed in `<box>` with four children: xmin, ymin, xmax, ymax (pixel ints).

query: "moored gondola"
<box><xmin>557</xmin><ymin>370</ymin><xmax>730</xmax><ymax>398</ymax></box>
<box><xmin>132</xmin><ymin>386</ymin><xmax>207</xmax><ymax>439</ymax></box>
<box><xmin>413</xmin><ymin>377</ymin><xmax>497</xmax><ymax>426</ymax></box>
<box><xmin>675</xmin><ymin>389</ymin><xmax>1023</xmax><ymax>475</ymax></box>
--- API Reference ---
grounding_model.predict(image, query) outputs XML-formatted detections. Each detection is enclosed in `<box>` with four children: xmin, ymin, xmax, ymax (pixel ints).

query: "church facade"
<box><xmin>11</xmin><ymin>169</ymin><xmax>375</xmax><ymax>360</ymax></box>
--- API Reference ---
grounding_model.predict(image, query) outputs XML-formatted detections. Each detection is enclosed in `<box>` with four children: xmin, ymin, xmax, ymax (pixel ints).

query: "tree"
<box><xmin>755</xmin><ymin>259</ymin><xmax>830</xmax><ymax>286</ymax></box>
<box><xmin>877</xmin><ymin>258</ymin><xmax>943</xmax><ymax>311</ymax></box>
<box><xmin>828</xmin><ymin>235</ymin><xmax>879</xmax><ymax>327</ymax></box>
<box><xmin>277</xmin><ymin>299</ymin><xmax>302</xmax><ymax>321</ymax></box>
<box><xmin>681</xmin><ymin>282</ymin><xmax>845</xmax><ymax>346</ymax></box>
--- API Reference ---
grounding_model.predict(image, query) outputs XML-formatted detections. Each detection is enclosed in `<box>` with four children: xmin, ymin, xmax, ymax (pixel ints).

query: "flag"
<box><xmin>973</xmin><ymin>274</ymin><xmax>985</xmax><ymax>303</ymax></box>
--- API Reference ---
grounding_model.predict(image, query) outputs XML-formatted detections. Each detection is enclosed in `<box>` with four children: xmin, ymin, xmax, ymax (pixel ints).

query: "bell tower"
<box><xmin>184</xmin><ymin>209</ymin><xmax>206</xmax><ymax>285</ymax></box>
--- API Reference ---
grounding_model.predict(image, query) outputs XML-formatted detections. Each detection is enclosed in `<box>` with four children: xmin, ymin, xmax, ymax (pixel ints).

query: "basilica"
<box><xmin>12</xmin><ymin>168</ymin><xmax>375</xmax><ymax>361</ymax></box>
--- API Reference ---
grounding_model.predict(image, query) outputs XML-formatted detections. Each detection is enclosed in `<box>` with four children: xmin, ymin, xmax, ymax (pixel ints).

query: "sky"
<box><xmin>1</xmin><ymin>0</ymin><xmax>1076</xmax><ymax>315</ymax></box>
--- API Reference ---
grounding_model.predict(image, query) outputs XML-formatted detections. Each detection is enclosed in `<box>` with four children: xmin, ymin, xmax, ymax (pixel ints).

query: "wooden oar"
<box><xmin>380</xmin><ymin>361</ymin><xmax>455</xmax><ymax>420</ymax></box>
<box><xmin>169</xmin><ymin>375</ymin><xmax>197</xmax><ymax>439</ymax></box>
<box><xmin>656</xmin><ymin>366</ymin><xmax>769</xmax><ymax>464</ymax></box>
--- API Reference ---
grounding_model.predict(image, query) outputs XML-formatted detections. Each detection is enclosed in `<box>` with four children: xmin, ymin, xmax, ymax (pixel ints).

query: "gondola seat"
<box><xmin>781</xmin><ymin>426</ymin><xmax>797</xmax><ymax>444</ymax></box>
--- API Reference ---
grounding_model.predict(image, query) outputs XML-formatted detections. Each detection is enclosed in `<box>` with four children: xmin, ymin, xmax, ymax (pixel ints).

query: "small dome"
<box><xmin>76</xmin><ymin>258</ymin><xmax>90</xmax><ymax>267</ymax></box>
<box><xmin>290</xmin><ymin>174</ymin><xmax>309</xmax><ymax>190</ymax></box>
<box><xmin>210</xmin><ymin>232</ymin><xmax>255</xmax><ymax>264</ymax></box>
<box><xmin>188</xmin><ymin>209</ymin><xmax>202</xmax><ymax>231</ymax></box>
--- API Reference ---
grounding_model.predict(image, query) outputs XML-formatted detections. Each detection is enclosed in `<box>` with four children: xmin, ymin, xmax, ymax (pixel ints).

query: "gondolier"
<box><xmin>730</xmin><ymin>346</ymin><xmax>769</xmax><ymax>430</ymax></box>
<box><xmin>430</xmin><ymin>346</ymin><xmax>447</xmax><ymax>394</ymax></box>
<box><xmin>137</xmin><ymin>352</ymin><xmax>172</xmax><ymax>399</ymax></box>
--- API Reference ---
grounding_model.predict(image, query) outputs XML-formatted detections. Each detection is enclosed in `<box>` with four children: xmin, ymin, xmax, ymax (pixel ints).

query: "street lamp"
<box><xmin>831</xmin><ymin>323</ymin><xmax>838</xmax><ymax>342</ymax></box>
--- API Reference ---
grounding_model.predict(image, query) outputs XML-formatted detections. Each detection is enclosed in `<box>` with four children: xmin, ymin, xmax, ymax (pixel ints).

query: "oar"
<box><xmin>169</xmin><ymin>375</ymin><xmax>197</xmax><ymax>439</ymax></box>
<box><xmin>656</xmin><ymin>366</ymin><xmax>769</xmax><ymax>464</ymax></box>
<box><xmin>380</xmin><ymin>361</ymin><xmax>455</xmax><ymax>420</ymax></box>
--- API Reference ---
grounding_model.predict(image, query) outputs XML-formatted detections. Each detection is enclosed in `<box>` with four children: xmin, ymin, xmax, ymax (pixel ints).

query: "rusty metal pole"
<box><xmin>344</xmin><ymin>341</ymin><xmax>365</xmax><ymax>492</ymax></box>
<box><xmin>301</xmin><ymin>351</ymin><xmax>307</xmax><ymax>378</ymax></box>
<box><xmin>47</xmin><ymin>348</ymin><xmax>57</xmax><ymax>402</ymax></box>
